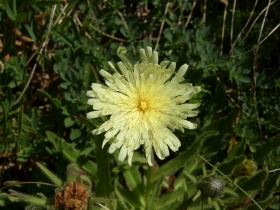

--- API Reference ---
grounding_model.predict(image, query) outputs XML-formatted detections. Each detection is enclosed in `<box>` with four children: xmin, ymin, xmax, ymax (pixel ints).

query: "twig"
<box><xmin>184</xmin><ymin>1</ymin><xmax>197</xmax><ymax>28</ymax></box>
<box><xmin>257</xmin><ymin>23</ymin><xmax>280</xmax><ymax>46</ymax></box>
<box><xmin>220</xmin><ymin>0</ymin><xmax>228</xmax><ymax>55</ymax></box>
<box><xmin>269</xmin><ymin>168</ymin><xmax>280</xmax><ymax>173</ymax></box>
<box><xmin>96</xmin><ymin>202</ymin><xmax>110</xmax><ymax>210</ymax></box>
<box><xmin>202</xmin><ymin>0</ymin><xmax>207</xmax><ymax>23</ymax></box>
<box><xmin>229</xmin><ymin>22</ymin><xmax>280</xmax><ymax>58</ymax></box>
<box><xmin>230</xmin><ymin>0</ymin><xmax>259</xmax><ymax>53</ymax></box>
<box><xmin>266</xmin><ymin>123</ymin><xmax>280</xmax><ymax>131</ymax></box>
<box><xmin>252</xmin><ymin>0</ymin><xmax>272</xmax><ymax>141</ymax></box>
<box><xmin>55</xmin><ymin>1</ymin><xmax>75</xmax><ymax>25</ymax></box>
<box><xmin>115</xmin><ymin>9</ymin><xmax>136</xmax><ymax>54</ymax></box>
<box><xmin>54</xmin><ymin>3</ymin><xmax>68</xmax><ymax>25</ymax></box>
<box><xmin>230</xmin><ymin>0</ymin><xmax>237</xmax><ymax>52</ymax></box>
<box><xmin>177</xmin><ymin>0</ymin><xmax>187</xmax><ymax>25</ymax></box>
<box><xmin>0</xmin><ymin>181</ymin><xmax>57</xmax><ymax>191</ymax></box>
<box><xmin>241</xmin><ymin>0</ymin><xmax>276</xmax><ymax>43</ymax></box>
<box><xmin>155</xmin><ymin>2</ymin><xmax>170</xmax><ymax>51</ymax></box>
<box><xmin>16</xmin><ymin>5</ymin><xmax>56</xmax><ymax>103</ymax></box>
<box><xmin>74</xmin><ymin>14</ymin><xmax>92</xmax><ymax>40</ymax></box>
<box><xmin>90</xmin><ymin>24</ymin><xmax>126</xmax><ymax>42</ymax></box>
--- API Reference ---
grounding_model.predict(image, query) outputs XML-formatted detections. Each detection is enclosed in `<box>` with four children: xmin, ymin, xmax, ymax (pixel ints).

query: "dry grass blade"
<box><xmin>90</xmin><ymin>24</ymin><xmax>126</xmax><ymax>42</ymax></box>
<box><xmin>230</xmin><ymin>0</ymin><xmax>237</xmax><ymax>52</ymax></box>
<box><xmin>184</xmin><ymin>0</ymin><xmax>197</xmax><ymax>28</ymax></box>
<box><xmin>230</xmin><ymin>0</ymin><xmax>259</xmax><ymax>53</ymax></box>
<box><xmin>230</xmin><ymin>22</ymin><xmax>280</xmax><ymax>58</ymax></box>
<box><xmin>155</xmin><ymin>2</ymin><xmax>170</xmax><ymax>51</ymax></box>
<box><xmin>241</xmin><ymin>0</ymin><xmax>276</xmax><ymax>43</ymax></box>
<box><xmin>16</xmin><ymin>5</ymin><xmax>57</xmax><ymax>104</ymax></box>
<box><xmin>202</xmin><ymin>0</ymin><xmax>207</xmax><ymax>23</ymax></box>
<box><xmin>115</xmin><ymin>9</ymin><xmax>136</xmax><ymax>54</ymax></box>
<box><xmin>220</xmin><ymin>0</ymin><xmax>228</xmax><ymax>55</ymax></box>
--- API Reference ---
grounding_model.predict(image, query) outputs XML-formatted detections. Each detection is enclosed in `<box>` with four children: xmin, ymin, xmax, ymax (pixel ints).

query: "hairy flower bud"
<box><xmin>196</xmin><ymin>175</ymin><xmax>224</xmax><ymax>199</ymax></box>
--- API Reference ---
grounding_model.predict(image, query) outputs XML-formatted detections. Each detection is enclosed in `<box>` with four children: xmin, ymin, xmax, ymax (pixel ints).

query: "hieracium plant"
<box><xmin>86</xmin><ymin>46</ymin><xmax>201</xmax><ymax>166</ymax></box>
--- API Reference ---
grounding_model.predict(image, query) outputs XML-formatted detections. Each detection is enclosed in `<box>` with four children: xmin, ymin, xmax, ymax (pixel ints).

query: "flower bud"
<box><xmin>196</xmin><ymin>175</ymin><xmax>224</xmax><ymax>199</ymax></box>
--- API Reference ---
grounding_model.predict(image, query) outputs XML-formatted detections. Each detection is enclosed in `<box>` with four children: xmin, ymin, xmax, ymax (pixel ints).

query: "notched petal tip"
<box><xmin>177</xmin><ymin>64</ymin><xmax>189</xmax><ymax>77</ymax></box>
<box><xmin>146</xmin><ymin>46</ymin><xmax>153</xmax><ymax>63</ymax></box>
<box><xmin>140</xmin><ymin>48</ymin><xmax>147</xmax><ymax>62</ymax></box>
<box><xmin>152</xmin><ymin>51</ymin><xmax>158</xmax><ymax>64</ymax></box>
<box><xmin>86</xmin><ymin>90</ymin><xmax>96</xmax><ymax>97</ymax></box>
<box><xmin>118</xmin><ymin>145</ymin><xmax>128</xmax><ymax>162</ymax></box>
<box><xmin>168</xmin><ymin>62</ymin><xmax>176</xmax><ymax>75</ymax></box>
<box><xmin>179</xmin><ymin>120</ymin><xmax>198</xmax><ymax>129</ymax></box>
<box><xmin>86</xmin><ymin>111</ymin><xmax>101</xmax><ymax>119</ymax></box>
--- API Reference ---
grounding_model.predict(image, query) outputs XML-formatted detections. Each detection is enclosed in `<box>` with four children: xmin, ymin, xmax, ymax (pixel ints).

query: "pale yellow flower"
<box><xmin>86</xmin><ymin>46</ymin><xmax>201</xmax><ymax>166</ymax></box>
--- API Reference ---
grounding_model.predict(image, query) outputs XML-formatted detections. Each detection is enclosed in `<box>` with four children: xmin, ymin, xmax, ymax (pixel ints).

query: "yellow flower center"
<box><xmin>139</xmin><ymin>100</ymin><xmax>148</xmax><ymax>111</ymax></box>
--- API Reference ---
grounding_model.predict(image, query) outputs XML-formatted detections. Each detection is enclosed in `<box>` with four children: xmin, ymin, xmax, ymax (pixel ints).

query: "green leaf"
<box><xmin>12</xmin><ymin>0</ymin><xmax>17</xmax><ymax>16</ymax></box>
<box><xmin>260</xmin><ymin>171</ymin><xmax>280</xmax><ymax>200</ymax></box>
<box><xmin>83</xmin><ymin>63</ymin><xmax>99</xmax><ymax>89</ymax></box>
<box><xmin>46</xmin><ymin>131</ymin><xmax>98</xmax><ymax>180</ymax></box>
<box><xmin>31</xmin><ymin>108</ymin><xmax>38</xmax><ymax>130</ymax></box>
<box><xmin>217</xmin><ymin>155</ymin><xmax>245</xmax><ymax>175</ymax></box>
<box><xmin>239</xmin><ymin>76</ymin><xmax>251</xmax><ymax>83</ymax></box>
<box><xmin>64</xmin><ymin>117</ymin><xmax>75</xmax><ymax>127</ymax></box>
<box><xmin>36</xmin><ymin>162</ymin><xmax>63</xmax><ymax>187</ymax></box>
<box><xmin>37</xmin><ymin>89</ymin><xmax>60</xmax><ymax>109</ymax></box>
<box><xmin>1</xmin><ymin>191</ymin><xmax>53</xmax><ymax>206</ymax></box>
<box><xmin>75</xmin><ymin>115</ymin><xmax>98</xmax><ymax>131</ymax></box>
<box><xmin>64</xmin><ymin>0</ymin><xmax>79</xmax><ymax>14</ymax></box>
<box><xmin>152</xmin><ymin>131</ymin><xmax>218</xmax><ymax>182</ymax></box>
<box><xmin>164</xmin><ymin>28</ymin><xmax>173</xmax><ymax>41</ymax></box>
<box><xmin>247</xmin><ymin>197</ymin><xmax>275</xmax><ymax>210</ymax></box>
<box><xmin>156</xmin><ymin>187</ymin><xmax>185</xmax><ymax>210</ymax></box>
<box><xmin>69</xmin><ymin>128</ymin><xmax>81</xmax><ymax>140</ymax></box>
<box><xmin>235</xmin><ymin>170</ymin><xmax>268</xmax><ymax>192</ymax></box>
<box><xmin>226</xmin><ymin>137</ymin><xmax>246</xmax><ymax>161</ymax></box>
<box><xmin>69</xmin><ymin>17</ymin><xmax>81</xmax><ymax>41</ymax></box>
<box><xmin>146</xmin><ymin>174</ymin><xmax>164</xmax><ymax>210</ymax></box>
<box><xmin>114</xmin><ymin>181</ymin><xmax>129</xmax><ymax>210</ymax></box>
<box><xmin>18</xmin><ymin>104</ymin><xmax>24</xmax><ymax>139</ymax></box>
<box><xmin>253</xmin><ymin>134</ymin><xmax>280</xmax><ymax>163</ymax></box>
<box><xmin>123</xmin><ymin>166</ymin><xmax>145</xmax><ymax>205</ymax></box>
<box><xmin>0</xmin><ymin>102</ymin><xmax>8</xmax><ymax>137</ymax></box>
<box><xmin>201</xmin><ymin>111</ymin><xmax>239</xmax><ymax>155</ymax></box>
<box><xmin>36</xmin><ymin>51</ymin><xmax>52</xmax><ymax>63</ymax></box>
<box><xmin>5</xmin><ymin>1</ymin><xmax>15</xmax><ymax>20</ymax></box>
<box><xmin>60</xmin><ymin>81</ymin><xmax>71</xmax><ymax>89</ymax></box>
<box><xmin>54</xmin><ymin>31</ymin><xmax>74</xmax><ymax>47</ymax></box>
<box><xmin>15</xmin><ymin>13</ymin><xmax>27</xmax><ymax>23</ymax></box>
<box><xmin>95</xmin><ymin>134</ymin><xmax>114</xmax><ymax>198</ymax></box>
<box><xmin>115</xmin><ymin>179</ymin><xmax>143</xmax><ymax>208</ymax></box>
<box><xmin>24</xmin><ymin>24</ymin><xmax>37</xmax><ymax>42</ymax></box>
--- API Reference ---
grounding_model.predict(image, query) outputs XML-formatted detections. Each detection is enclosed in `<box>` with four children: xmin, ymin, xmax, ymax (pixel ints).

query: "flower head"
<box><xmin>86</xmin><ymin>46</ymin><xmax>201</xmax><ymax>166</ymax></box>
<box><xmin>196</xmin><ymin>175</ymin><xmax>225</xmax><ymax>199</ymax></box>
